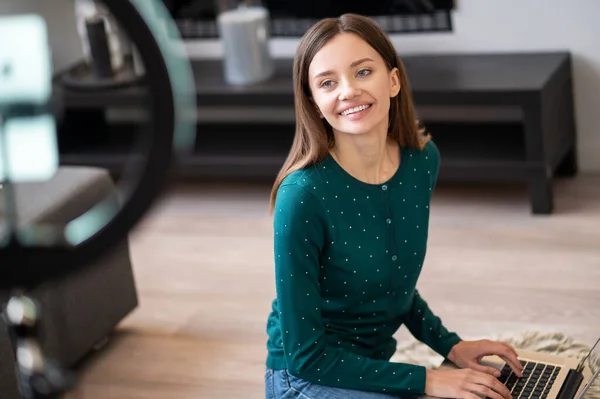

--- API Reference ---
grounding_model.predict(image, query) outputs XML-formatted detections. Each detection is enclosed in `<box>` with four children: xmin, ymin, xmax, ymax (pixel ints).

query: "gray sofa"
<box><xmin>0</xmin><ymin>166</ymin><xmax>139</xmax><ymax>398</ymax></box>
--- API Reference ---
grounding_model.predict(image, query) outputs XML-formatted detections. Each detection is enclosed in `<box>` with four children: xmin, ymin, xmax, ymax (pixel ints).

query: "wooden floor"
<box><xmin>64</xmin><ymin>175</ymin><xmax>600</xmax><ymax>399</ymax></box>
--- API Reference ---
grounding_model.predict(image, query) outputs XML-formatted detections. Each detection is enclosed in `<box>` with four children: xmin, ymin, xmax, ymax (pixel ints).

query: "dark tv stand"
<box><xmin>54</xmin><ymin>52</ymin><xmax>577</xmax><ymax>215</ymax></box>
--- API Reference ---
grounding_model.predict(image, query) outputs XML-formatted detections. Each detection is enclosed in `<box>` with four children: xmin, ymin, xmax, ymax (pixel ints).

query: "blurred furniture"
<box><xmin>0</xmin><ymin>166</ymin><xmax>139</xmax><ymax>398</ymax></box>
<box><xmin>53</xmin><ymin>52</ymin><xmax>577</xmax><ymax>214</ymax></box>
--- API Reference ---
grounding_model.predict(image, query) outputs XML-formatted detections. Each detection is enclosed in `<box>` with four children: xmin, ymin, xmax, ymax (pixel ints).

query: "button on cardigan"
<box><xmin>265</xmin><ymin>140</ymin><xmax>462</xmax><ymax>395</ymax></box>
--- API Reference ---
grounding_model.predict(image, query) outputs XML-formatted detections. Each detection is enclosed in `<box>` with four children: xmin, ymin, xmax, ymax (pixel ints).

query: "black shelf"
<box><xmin>54</xmin><ymin>53</ymin><xmax>577</xmax><ymax>214</ymax></box>
<box><xmin>59</xmin><ymin>120</ymin><xmax>531</xmax><ymax>181</ymax></box>
<box><xmin>59</xmin><ymin>152</ymin><xmax>286</xmax><ymax>179</ymax></box>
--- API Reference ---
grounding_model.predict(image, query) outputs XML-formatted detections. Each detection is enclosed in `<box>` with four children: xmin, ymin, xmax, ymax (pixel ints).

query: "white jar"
<box><xmin>217</xmin><ymin>4</ymin><xmax>274</xmax><ymax>85</ymax></box>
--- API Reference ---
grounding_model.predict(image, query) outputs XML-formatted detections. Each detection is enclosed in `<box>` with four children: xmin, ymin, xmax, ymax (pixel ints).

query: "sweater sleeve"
<box><xmin>401</xmin><ymin>138</ymin><xmax>462</xmax><ymax>358</ymax></box>
<box><xmin>401</xmin><ymin>290</ymin><xmax>462</xmax><ymax>358</ymax></box>
<box><xmin>273</xmin><ymin>182</ymin><xmax>427</xmax><ymax>395</ymax></box>
<box><xmin>427</xmin><ymin>138</ymin><xmax>441</xmax><ymax>194</ymax></box>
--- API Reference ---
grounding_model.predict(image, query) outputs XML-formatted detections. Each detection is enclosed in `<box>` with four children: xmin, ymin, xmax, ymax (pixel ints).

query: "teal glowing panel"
<box><xmin>0</xmin><ymin>114</ymin><xmax>58</xmax><ymax>182</ymax></box>
<box><xmin>0</xmin><ymin>14</ymin><xmax>52</xmax><ymax>105</ymax></box>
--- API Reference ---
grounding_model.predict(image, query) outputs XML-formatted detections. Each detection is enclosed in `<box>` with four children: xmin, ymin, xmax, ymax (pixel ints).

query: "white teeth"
<box><xmin>341</xmin><ymin>104</ymin><xmax>370</xmax><ymax>116</ymax></box>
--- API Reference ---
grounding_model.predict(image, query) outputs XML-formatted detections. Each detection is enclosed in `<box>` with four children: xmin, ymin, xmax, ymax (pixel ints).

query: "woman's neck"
<box><xmin>331</xmin><ymin>130</ymin><xmax>400</xmax><ymax>185</ymax></box>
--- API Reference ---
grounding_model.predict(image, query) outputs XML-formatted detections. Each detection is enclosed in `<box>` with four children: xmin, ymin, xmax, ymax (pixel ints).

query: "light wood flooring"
<box><xmin>63</xmin><ymin>175</ymin><xmax>600</xmax><ymax>399</ymax></box>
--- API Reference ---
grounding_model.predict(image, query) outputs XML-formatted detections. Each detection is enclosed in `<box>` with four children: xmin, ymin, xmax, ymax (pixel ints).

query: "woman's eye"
<box><xmin>321</xmin><ymin>80</ymin><xmax>334</xmax><ymax>88</ymax></box>
<box><xmin>357</xmin><ymin>69</ymin><xmax>371</xmax><ymax>77</ymax></box>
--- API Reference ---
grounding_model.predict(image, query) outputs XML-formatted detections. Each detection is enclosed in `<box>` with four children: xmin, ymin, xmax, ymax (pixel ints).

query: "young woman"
<box><xmin>264</xmin><ymin>13</ymin><xmax>523</xmax><ymax>399</ymax></box>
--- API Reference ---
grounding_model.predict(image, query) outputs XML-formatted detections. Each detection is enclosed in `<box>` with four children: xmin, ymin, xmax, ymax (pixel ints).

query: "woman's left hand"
<box><xmin>448</xmin><ymin>340</ymin><xmax>524</xmax><ymax>378</ymax></box>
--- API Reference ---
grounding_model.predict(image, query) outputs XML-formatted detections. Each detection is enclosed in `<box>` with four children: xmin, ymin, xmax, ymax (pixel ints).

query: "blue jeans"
<box><xmin>265</xmin><ymin>368</ymin><xmax>401</xmax><ymax>399</ymax></box>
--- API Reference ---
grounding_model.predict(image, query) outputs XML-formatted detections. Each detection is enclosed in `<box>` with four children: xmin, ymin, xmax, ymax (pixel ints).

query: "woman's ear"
<box><xmin>389</xmin><ymin>67</ymin><xmax>401</xmax><ymax>98</ymax></box>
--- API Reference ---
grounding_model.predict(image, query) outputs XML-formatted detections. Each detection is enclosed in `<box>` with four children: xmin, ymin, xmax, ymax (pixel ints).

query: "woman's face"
<box><xmin>307</xmin><ymin>32</ymin><xmax>401</xmax><ymax>138</ymax></box>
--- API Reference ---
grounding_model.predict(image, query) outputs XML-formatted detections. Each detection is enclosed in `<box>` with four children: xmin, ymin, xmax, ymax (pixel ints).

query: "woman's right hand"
<box><xmin>425</xmin><ymin>368</ymin><xmax>513</xmax><ymax>399</ymax></box>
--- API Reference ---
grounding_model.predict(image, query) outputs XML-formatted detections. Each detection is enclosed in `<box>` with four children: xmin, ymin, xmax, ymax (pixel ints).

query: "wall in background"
<box><xmin>3</xmin><ymin>0</ymin><xmax>599</xmax><ymax>172</ymax></box>
<box><xmin>396</xmin><ymin>0</ymin><xmax>600</xmax><ymax>173</ymax></box>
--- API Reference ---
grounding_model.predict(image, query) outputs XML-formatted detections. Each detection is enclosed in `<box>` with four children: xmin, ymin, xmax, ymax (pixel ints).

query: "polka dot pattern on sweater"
<box><xmin>265</xmin><ymin>140</ymin><xmax>462</xmax><ymax>395</ymax></box>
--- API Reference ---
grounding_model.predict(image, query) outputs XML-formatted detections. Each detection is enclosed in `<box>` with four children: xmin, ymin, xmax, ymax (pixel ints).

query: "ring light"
<box><xmin>0</xmin><ymin>0</ymin><xmax>196</xmax><ymax>290</ymax></box>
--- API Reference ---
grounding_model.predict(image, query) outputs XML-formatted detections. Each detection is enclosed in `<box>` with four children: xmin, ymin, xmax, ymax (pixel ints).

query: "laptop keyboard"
<box><xmin>497</xmin><ymin>360</ymin><xmax>562</xmax><ymax>399</ymax></box>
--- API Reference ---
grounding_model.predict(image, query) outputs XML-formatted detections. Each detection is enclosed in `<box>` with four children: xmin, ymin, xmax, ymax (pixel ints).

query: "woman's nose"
<box><xmin>338</xmin><ymin>80</ymin><xmax>361</xmax><ymax>101</ymax></box>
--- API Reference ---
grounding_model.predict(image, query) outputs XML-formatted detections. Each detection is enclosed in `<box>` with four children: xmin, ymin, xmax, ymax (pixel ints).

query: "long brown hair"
<box><xmin>269</xmin><ymin>13</ymin><xmax>429</xmax><ymax>213</ymax></box>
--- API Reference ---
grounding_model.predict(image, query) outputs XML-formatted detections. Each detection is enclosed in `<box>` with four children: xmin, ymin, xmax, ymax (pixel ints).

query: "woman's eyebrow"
<box><xmin>313</xmin><ymin>57</ymin><xmax>375</xmax><ymax>80</ymax></box>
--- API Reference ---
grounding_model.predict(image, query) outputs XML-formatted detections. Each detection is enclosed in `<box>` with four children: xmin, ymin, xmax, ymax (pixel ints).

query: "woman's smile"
<box><xmin>338</xmin><ymin>103</ymin><xmax>373</xmax><ymax>120</ymax></box>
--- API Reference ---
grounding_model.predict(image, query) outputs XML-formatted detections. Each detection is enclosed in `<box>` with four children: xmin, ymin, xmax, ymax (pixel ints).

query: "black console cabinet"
<box><xmin>54</xmin><ymin>52</ymin><xmax>577</xmax><ymax>214</ymax></box>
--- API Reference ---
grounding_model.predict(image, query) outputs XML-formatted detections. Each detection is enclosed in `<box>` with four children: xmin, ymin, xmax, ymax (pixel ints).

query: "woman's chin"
<box><xmin>332</xmin><ymin>121</ymin><xmax>380</xmax><ymax>136</ymax></box>
<box><xmin>338</xmin><ymin>128</ymin><xmax>372</xmax><ymax>136</ymax></box>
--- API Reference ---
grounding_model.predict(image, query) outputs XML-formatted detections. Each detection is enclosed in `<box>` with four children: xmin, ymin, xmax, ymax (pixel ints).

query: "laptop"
<box><xmin>421</xmin><ymin>337</ymin><xmax>599</xmax><ymax>399</ymax></box>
